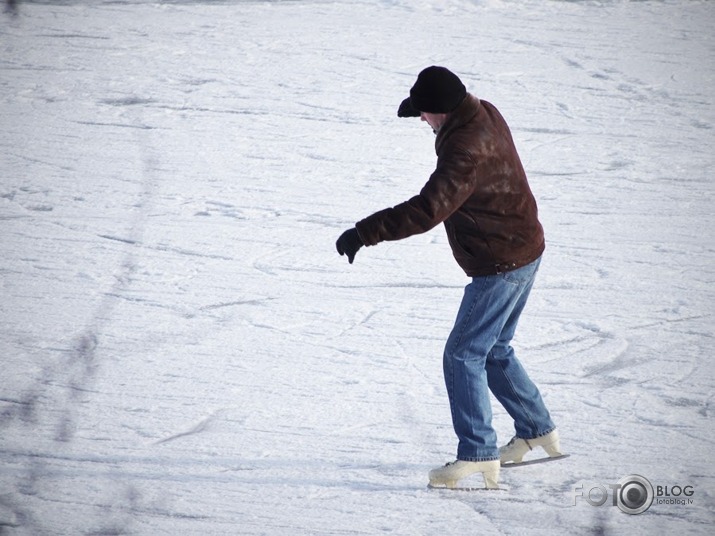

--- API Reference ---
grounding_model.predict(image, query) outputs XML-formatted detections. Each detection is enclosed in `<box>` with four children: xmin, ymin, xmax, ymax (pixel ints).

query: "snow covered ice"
<box><xmin>1</xmin><ymin>0</ymin><xmax>714</xmax><ymax>534</ymax></box>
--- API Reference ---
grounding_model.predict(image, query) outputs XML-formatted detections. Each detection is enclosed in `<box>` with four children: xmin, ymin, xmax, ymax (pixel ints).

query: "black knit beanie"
<box><xmin>398</xmin><ymin>66</ymin><xmax>466</xmax><ymax>117</ymax></box>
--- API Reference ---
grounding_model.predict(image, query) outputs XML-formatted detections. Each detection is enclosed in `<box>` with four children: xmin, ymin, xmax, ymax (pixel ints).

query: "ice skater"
<box><xmin>336</xmin><ymin>66</ymin><xmax>562</xmax><ymax>489</ymax></box>
<box><xmin>4</xmin><ymin>0</ymin><xmax>18</xmax><ymax>16</ymax></box>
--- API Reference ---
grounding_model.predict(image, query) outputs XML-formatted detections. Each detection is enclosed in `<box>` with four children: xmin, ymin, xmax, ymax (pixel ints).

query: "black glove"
<box><xmin>336</xmin><ymin>228</ymin><xmax>363</xmax><ymax>264</ymax></box>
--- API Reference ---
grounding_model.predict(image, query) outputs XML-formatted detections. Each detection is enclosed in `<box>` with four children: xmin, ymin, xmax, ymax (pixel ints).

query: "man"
<box><xmin>336</xmin><ymin>66</ymin><xmax>562</xmax><ymax>489</ymax></box>
<box><xmin>4</xmin><ymin>0</ymin><xmax>17</xmax><ymax>16</ymax></box>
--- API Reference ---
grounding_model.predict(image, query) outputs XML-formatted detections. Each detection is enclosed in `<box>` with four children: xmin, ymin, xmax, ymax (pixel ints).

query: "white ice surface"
<box><xmin>1</xmin><ymin>0</ymin><xmax>714</xmax><ymax>534</ymax></box>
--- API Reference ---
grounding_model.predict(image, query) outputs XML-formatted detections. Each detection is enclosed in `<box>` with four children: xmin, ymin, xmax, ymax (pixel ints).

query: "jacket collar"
<box><xmin>435</xmin><ymin>93</ymin><xmax>481</xmax><ymax>153</ymax></box>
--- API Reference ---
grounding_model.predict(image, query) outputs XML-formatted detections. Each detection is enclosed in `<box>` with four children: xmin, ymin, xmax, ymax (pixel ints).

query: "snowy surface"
<box><xmin>1</xmin><ymin>0</ymin><xmax>714</xmax><ymax>534</ymax></box>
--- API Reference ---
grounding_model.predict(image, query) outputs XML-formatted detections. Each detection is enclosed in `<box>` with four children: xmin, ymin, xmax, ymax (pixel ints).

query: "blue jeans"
<box><xmin>443</xmin><ymin>257</ymin><xmax>555</xmax><ymax>461</ymax></box>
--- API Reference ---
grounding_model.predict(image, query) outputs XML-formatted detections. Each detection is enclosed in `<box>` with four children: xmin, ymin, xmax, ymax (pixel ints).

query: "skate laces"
<box><xmin>500</xmin><ymin>436</ymin><xmax>532</xmax><ymax>450</ymax></box>
<box><xmin>504</xmin><ymin>435</ymin><xmax>533</xmax><ymax>451</ymax></box>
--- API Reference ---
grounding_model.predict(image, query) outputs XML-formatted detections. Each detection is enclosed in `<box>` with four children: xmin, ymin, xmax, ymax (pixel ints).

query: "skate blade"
<box><xmin>427</xmin><ymin>483</ymin><xmax>507</xmax><ymax>492</ymax></box>
<box><xmin>500</xmin><ymin>453</ymin><xmax>570</xmax><ymax>468</ymax></box>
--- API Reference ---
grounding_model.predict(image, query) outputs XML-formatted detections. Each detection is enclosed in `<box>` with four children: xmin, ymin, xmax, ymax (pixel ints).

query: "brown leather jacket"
<box><xmin>355</xmin><ymin>94</ymin><xmax>544</xmax><ymax>277</ymax></box>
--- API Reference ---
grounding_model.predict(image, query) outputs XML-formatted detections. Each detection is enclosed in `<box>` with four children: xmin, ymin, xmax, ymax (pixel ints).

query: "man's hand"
<box><xmin>336</xmin><ymin>228</ymin><xmax>363</xmax><ymax>264</ymax></box>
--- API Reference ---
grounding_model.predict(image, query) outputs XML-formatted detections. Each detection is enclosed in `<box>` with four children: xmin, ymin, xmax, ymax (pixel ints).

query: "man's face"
<box><xmin>420</xmin><ymin>111</ymin><xmax>448</xmax><ymax>133</ymax></box>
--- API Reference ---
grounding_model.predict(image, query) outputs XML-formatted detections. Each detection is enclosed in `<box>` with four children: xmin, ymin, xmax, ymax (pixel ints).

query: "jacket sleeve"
<box><xmin>355</xmin><ymin>148</ymin><xmax>477</xmax><ymax>246</ymax></box>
